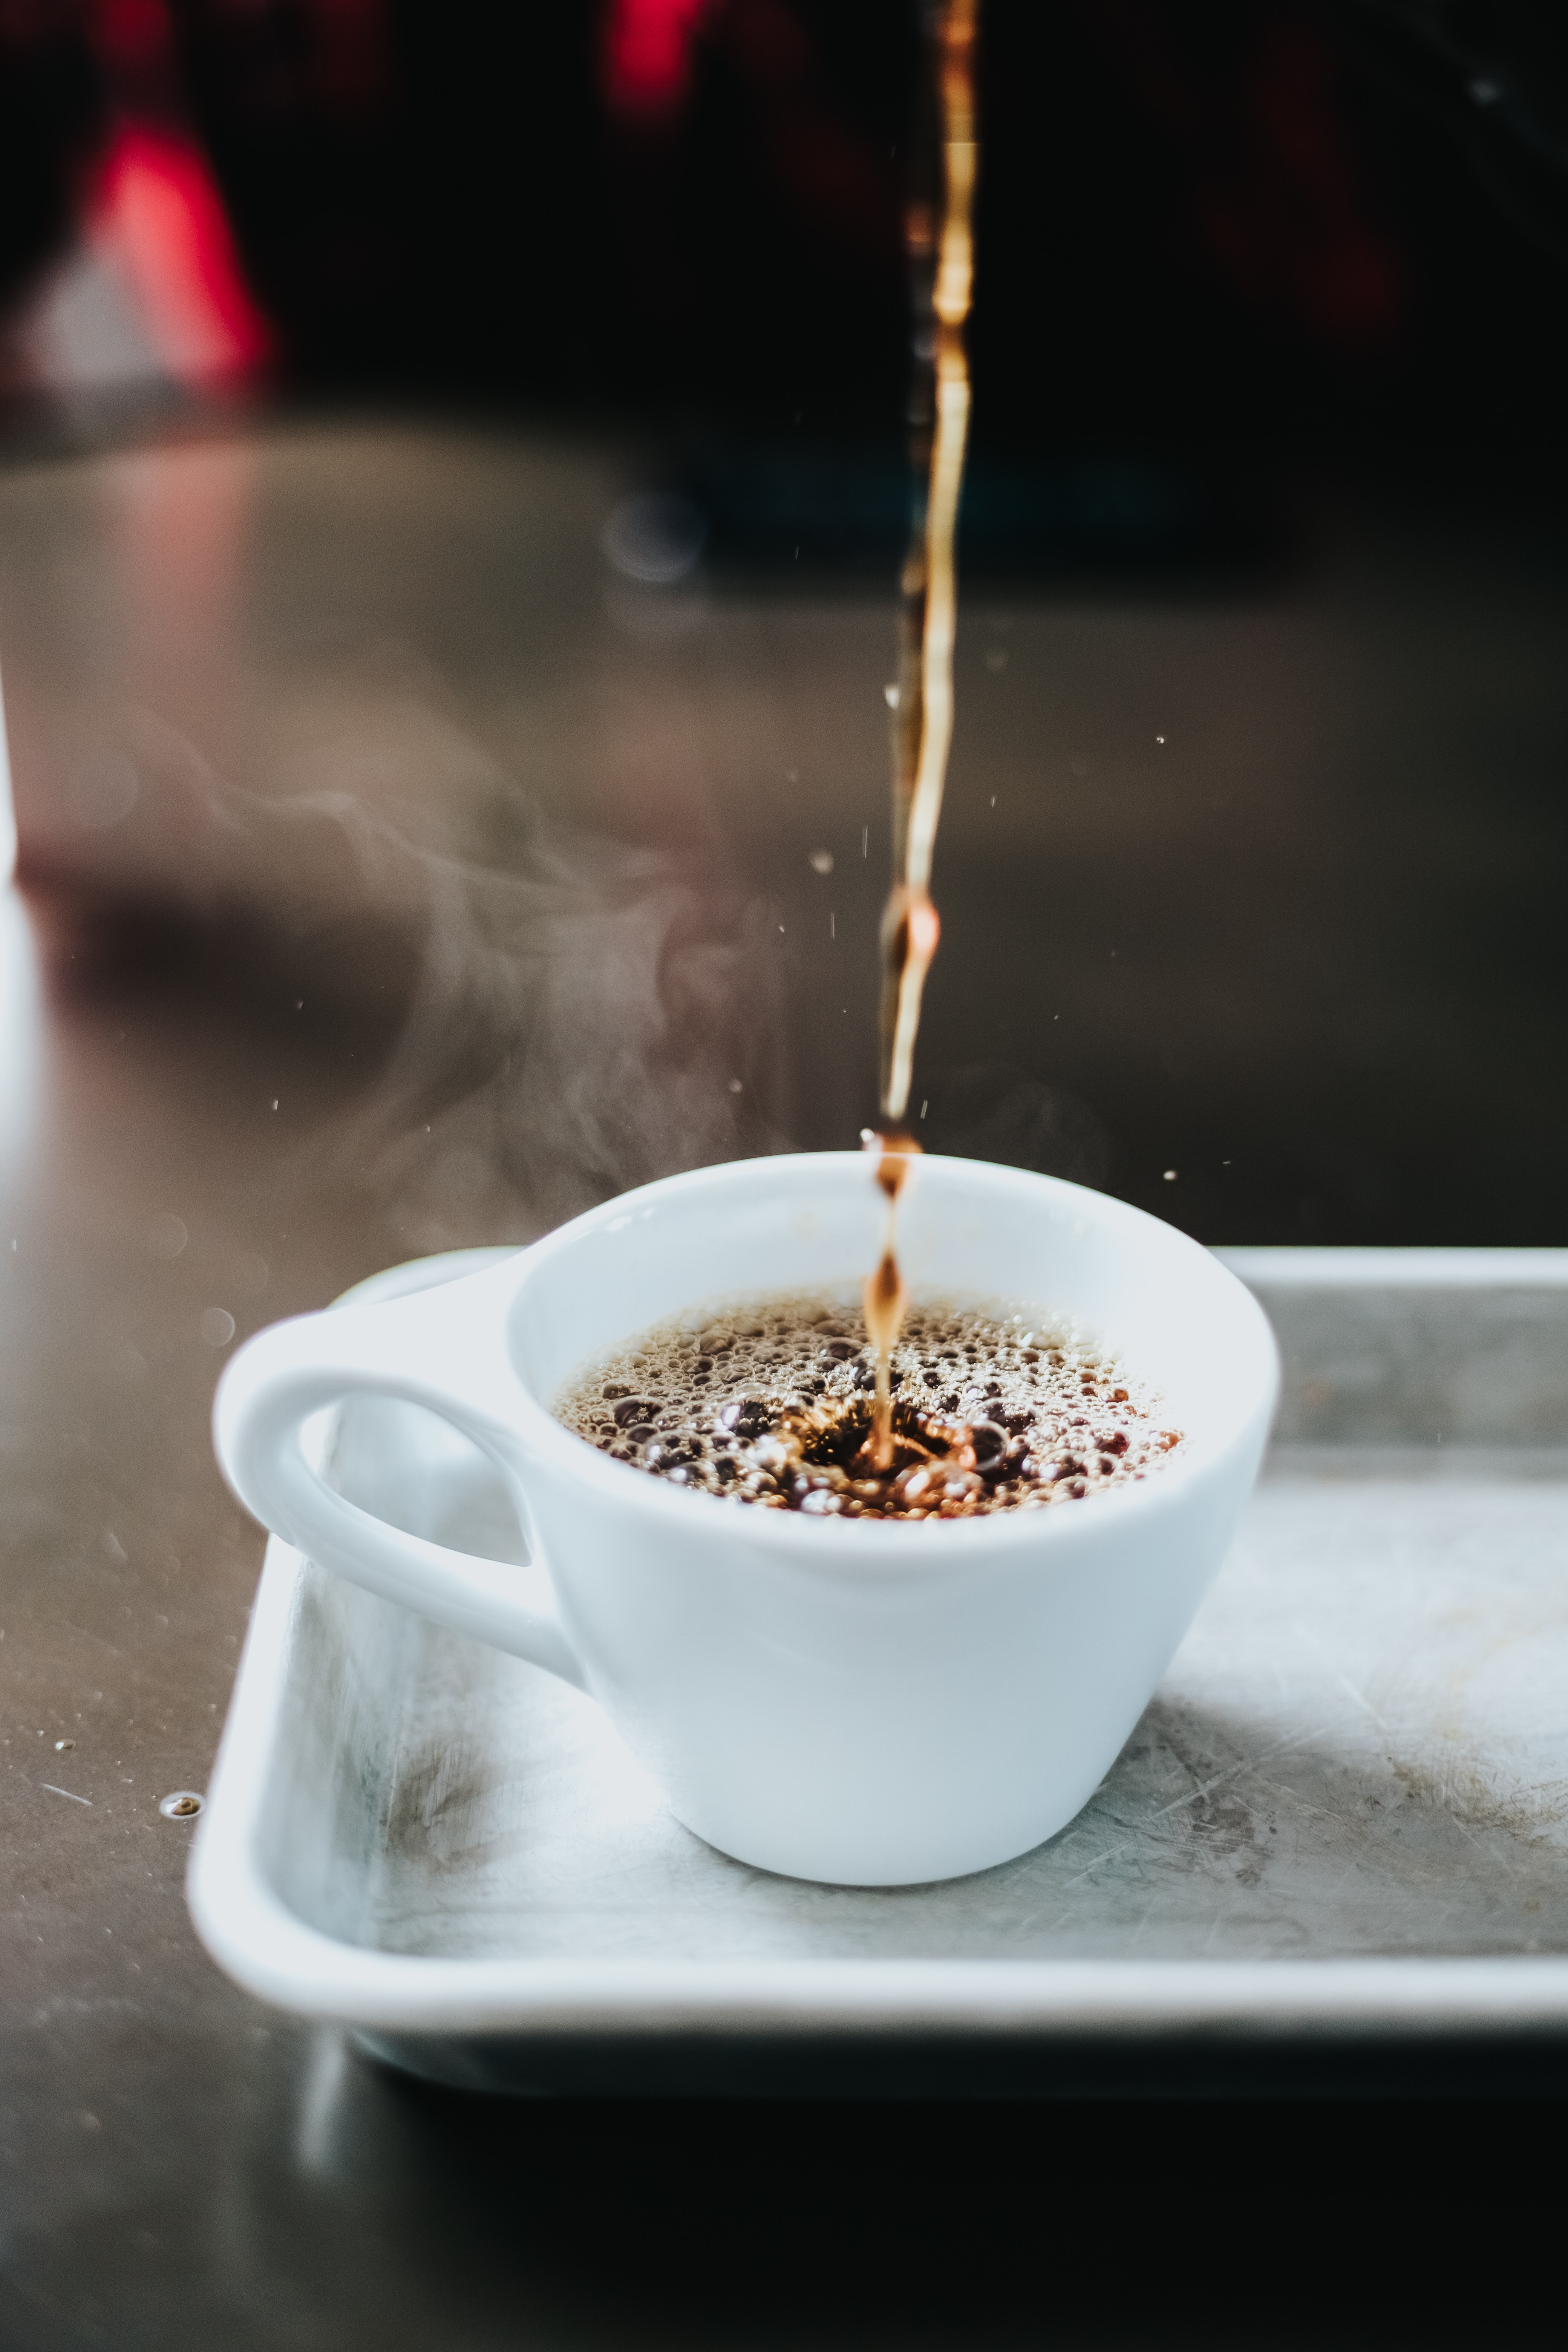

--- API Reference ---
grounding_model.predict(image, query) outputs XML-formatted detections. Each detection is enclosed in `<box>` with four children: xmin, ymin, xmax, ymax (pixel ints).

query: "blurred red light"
<box><xmin>90</xmin><ymin>124</ymin><xmax>273</xmax><ymax>384</ymax></box>
<box><xmin>602</xmin><ymin>0</ymin><xmax>717</xmax><ymax>121</ymax></box>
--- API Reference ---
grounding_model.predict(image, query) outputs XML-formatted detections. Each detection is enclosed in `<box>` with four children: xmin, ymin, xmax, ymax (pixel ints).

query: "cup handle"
<box><xmin>213</xmin><ymin>1291</ymin><xmax>588</xmax><ymax>1690</ymax></box>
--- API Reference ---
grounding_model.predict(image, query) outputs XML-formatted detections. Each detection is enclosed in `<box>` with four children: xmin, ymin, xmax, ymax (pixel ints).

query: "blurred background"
<box><xmin>5</xmin><ymin>0</ymin><xmax>1568</xmax><ymax>1247</ymax></box>
<box><xmin>6</xmin><ymin>12</ymin><xmax>1568</xmax><ymax>2338</ymax></box>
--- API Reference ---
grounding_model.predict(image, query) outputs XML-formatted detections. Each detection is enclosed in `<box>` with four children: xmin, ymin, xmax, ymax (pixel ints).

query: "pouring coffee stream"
<box><xmin>548</xmin><ymin>9</ymin><xmax>983</xmax><ymax>1515</ymax></box>
<box><xmin>862</xmin><ymin>0</ymin><xmax>980</xmax><ymax>1478</ymax></box>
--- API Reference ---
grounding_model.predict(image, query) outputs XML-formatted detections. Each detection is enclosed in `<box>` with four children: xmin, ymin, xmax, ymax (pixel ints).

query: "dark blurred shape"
<box><xmin>594</xmin><ymin>0</ymin><xmax>913</xmax><ymax>430</ymax></box>
<box><xmin>672</xmin><ymin>438</ymin><xmax>1267</xmax><ymax>580</ymax></box>
<box><xmin>165</xmin><ymin>0</ymin><xmax>512</xmax><ymax>391</ymax></box>
<box><xmin>1086</xmin><ymin>5</ymin><xmax>1405</xmax><ymax>350</ymax></box>
<box><xmin>9</xmin><ymin>0</ymin><xmax>1568</xmax><ymax>497</ymax></box>
<box><xmin>1337</xmin><ymin>1</ymin><xmax>1568</xmax><ymax>265</ymax></box>
<box><xmin>0</xmin><ymin>1</ymin><xmax>104</xmax><ymax>319</ymax></box>
<box><xmin>972</xmin><ymin>2</ymin><xmax>1568</xmax><ymax>476</ymax></box>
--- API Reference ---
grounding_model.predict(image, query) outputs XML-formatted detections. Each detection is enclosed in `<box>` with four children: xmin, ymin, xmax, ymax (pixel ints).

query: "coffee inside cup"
<box><xmin>553</xmin><ymin>1294</ymin><xmax>1182</xmax><ymax>1522</ymax></box>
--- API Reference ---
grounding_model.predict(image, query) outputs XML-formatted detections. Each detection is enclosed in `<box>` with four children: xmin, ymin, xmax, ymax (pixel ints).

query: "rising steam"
<box><xmin>96</xmin><ymin>697</ymin><xmax>795</xmax><ymax>1253</ymax></box>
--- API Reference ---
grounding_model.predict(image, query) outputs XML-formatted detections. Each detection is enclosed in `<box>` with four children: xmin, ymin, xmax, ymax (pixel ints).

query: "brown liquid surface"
<box><xmin>554</xmin><ymin>1295</ymin><xmax>1181</xmax><ymax>1523</ymax></box>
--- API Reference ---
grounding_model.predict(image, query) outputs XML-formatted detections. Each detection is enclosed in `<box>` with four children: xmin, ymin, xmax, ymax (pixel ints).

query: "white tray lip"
<box><xmin>188</xmin><ymin>1245</ymin><xmax>1568</xmax><ymax>2040</ymax></box>
<box><xmin>1214</xmin><ymin>1245</ymin><xmax>1568</xmax><ymax>1288</ymax></box>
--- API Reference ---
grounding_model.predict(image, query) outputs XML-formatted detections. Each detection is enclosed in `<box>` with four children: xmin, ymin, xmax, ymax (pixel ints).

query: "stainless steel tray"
<box><xmin>189</xmin><ymin>1247</ymin><xmax>1568</xmax><ymax>2096</ymax></box>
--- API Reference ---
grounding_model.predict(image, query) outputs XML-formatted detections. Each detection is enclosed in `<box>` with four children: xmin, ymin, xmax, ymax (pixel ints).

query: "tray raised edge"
<box><xmin>187</xmin><ymin>1245</ymin><xmax>1568</xmax><ymax>2050</ymax></box>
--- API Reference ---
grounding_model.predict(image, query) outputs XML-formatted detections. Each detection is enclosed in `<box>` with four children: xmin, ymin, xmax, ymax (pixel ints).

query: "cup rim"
<box><xmin>484</xmin><ymin>1152</ymin><xmax>1279</xmax><ymax>1573</ymax></box>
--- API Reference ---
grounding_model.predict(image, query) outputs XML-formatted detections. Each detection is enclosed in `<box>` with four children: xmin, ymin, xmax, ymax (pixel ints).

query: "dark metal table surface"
<box><xmin>0</xmin><ymin>421</ymin><xmax>1562</xmax><ymax>2349</ymax></box>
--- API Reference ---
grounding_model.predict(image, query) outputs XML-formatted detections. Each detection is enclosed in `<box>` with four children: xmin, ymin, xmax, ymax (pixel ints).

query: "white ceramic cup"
<box><xmin>213</xmin><ymin>1153</ymin><xmax>1278</xmax><ymax>1886</ymax></box>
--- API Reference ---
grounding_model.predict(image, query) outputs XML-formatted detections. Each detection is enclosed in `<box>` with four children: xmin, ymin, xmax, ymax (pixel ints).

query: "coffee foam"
<box><xmin>553</xmin><ymin>1293</ymin><xmax>1182</xmax><ymax>1522</ymax></box>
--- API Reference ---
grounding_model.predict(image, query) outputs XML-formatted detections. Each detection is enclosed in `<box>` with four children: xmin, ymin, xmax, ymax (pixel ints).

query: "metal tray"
<box><xmin>188</xmin><ymin>1247</ymin><xmax>1568</xmax><ymax>2097</ymax></box>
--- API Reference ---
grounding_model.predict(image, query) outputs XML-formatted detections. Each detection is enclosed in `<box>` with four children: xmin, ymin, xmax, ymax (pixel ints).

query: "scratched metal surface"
<box><xmin>270</xmin><ymin>1273</ymin><xmax>1568</xmax><ymax>1971</ymax></box>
